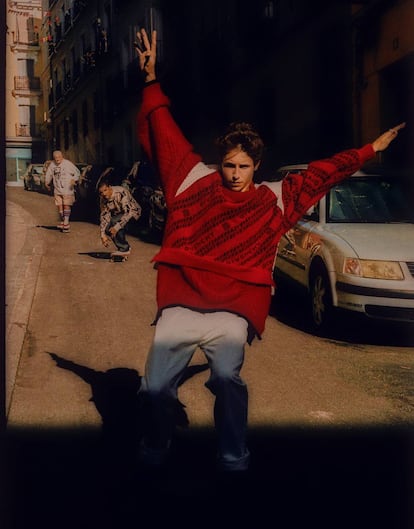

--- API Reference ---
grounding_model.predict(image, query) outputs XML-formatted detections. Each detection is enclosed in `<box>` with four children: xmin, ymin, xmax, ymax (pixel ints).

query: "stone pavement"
<box><xmin>4</xmin><ymin>188</ymin><xmax>414</xmax><ymax>529</ymax></box>
<box><xmin>5</xmin><ymin>196</ymin><xmax>44</xmax><ymax>414</ymax></box>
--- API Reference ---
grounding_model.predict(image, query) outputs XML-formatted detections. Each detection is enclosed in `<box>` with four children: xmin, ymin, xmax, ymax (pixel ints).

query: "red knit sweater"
<box><xmin>137</xmin><ymin>82</ymin><xmax>375</xmax><ymax>340</ymax></box>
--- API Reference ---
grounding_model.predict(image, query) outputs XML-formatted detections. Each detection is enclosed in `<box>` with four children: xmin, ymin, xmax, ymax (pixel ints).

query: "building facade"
<box><xmin>40</xmin><ymin>0</ymin><xmax>164</xmax><ymax>168</ymax></box>
<box><xmin>7</xmin><ymin>1</ymin><xmax>412</xmax><ymax>184</ymax></box>
<box><xmin>352</xmin><ymin>0</ymin><xmax>414</xmax><ymax>172</ymax></box>
<box><xmin>6</xmin><ymin>0</ymin><xmax>44</xmax><ymax>184</ymax></box>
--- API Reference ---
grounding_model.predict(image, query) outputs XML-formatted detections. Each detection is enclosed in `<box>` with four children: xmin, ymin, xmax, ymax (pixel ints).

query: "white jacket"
<box><xmin>45</xmin><ymin>159</ymin><xmax>80</xmax><ymax>195</ymax></box>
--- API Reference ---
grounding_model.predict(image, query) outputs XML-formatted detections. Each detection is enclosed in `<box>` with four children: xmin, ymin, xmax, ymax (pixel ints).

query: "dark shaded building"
<box><xmin>39</xmin><ymin>0</ymin><xmax>414</xmax><ymax>174</ymax></box>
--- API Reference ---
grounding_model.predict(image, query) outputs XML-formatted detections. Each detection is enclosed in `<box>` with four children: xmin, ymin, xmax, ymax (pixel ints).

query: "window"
<box><xmin>18</xmin><ymin>105</ymin><xmax>30</xmax><ymax>128</ymax></box>
<box><xmin>93</xmin><ymin>91</ymin><xmax>100</xmax><ymax>129</ymax></box>
<box><xmin>55</xmin><ymin>124</ymin><xmax>61</xmax><ymax>150</ymax></box>
<box><xmin>72</xmin><ymin>109</ymin><xmax>78</xmax><ymax>144</ymax></box>
<box><xmin>64</xmin><ymin>119</ymin><xmax>69</xmax><ymax>149</ymax></box>
<box><xmin>327</xmin><ymin>178</ymin><xmax>414</xmax><ymax>223</ymax></box>
<box><xmin>264</xmin><ymin>1</ymin><xmax>274</xmax><ymax>19</ymax></box>
<box><xmin>145</xmin><ymin>7</ymin><xmax>163</xmax><ymax>61</ymax></box>
<box><xmin>82</xmin><ymin>100</ymin><xmax>88</xmax><ymax>136</ymax></box>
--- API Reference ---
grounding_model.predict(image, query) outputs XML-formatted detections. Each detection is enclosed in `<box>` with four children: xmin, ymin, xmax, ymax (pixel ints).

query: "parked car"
<box><xmin>148</xmin><ymin>185</ymin><xmax>167</xmax><ymax>241</ymax></box>
<box><xmin>124</xmin><ymin>160</ymin><xmax>167</xmax><ymax>240</ymax></box>
<box><xmin>272</xmin><ymin>164</ymin><xmax>414</xmax><ymax>332</ymax></box>
<box><xmin>39</xmin><ymin>160</ymin><xmax>52</xmax><ymax>193</ymax></box>
<box><xmin>22</xmin><ymin>163</ymin><xmax>45</xmax><ymax>191</ymax></box>
<box><xmin>71</xmin><ymin>159</ymin><xmax>167</xmax><ymax>239</ymax></box>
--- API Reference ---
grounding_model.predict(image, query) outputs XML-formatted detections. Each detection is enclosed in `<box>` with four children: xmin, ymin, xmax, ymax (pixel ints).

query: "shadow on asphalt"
<box><xmin>270</xmin><ymin>288</ymin><xmax>414</xmax><ymax>347</ymax></box>
<box><xmin>47</xmin><ymin>352</ymin><xmax>208</xmax><ymax>440</ymax></box>
<box><xmin>3</xmin><ymin>356</ymin><xmax>413</xmax><ymax>529</ymax></box>
<box><xmin>35</xmin><ymin>224</ymin><xmax>62</xmax><ymax>231</ymax></box>
<box><xmin>78</xmin><ymin>251</ymin><xmax>113</xmax><ymax>260</ymax></box>
<box><xmin>4</xmin><ymin>423</ymin><xmax>413</xmax><ymax>528</ymax></box>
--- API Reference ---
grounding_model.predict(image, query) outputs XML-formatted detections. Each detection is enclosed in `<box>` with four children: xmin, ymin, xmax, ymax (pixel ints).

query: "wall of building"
<box><xmin>31</xmin><ymin>0</ymin><xmax>414</xmax><ymax>180</ymax></box>
<box><xmin>5</xmin><ymin>0</ymin><xmax>44</xmax><ymax>184</ymax></box>
<box><xmin>354</xmin><ymin>0</ymin><xmax>414</xmax><ymax>171</ymax></box>
<box><xmin>40</xmin><ymin>0</ymin><xmax>158</xmax><ymax>168</ymax></box>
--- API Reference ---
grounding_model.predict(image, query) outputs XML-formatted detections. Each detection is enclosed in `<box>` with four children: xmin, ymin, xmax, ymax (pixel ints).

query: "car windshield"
<box><xmin>327</xmin><ymin>177</ymin><xmax>414</xmax><ymax>223</ymax></box>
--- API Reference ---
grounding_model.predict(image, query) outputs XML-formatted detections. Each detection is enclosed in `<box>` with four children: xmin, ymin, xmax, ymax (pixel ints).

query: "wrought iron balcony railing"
<box><xmin>15</xmin><ymin>123</ymin><xmax>40</xmax><ymax>137</ymax></box>
<box><xmin>14</xmin><ymin>76</ymin><xmax>41</xmax><ymax>91</ymax></box>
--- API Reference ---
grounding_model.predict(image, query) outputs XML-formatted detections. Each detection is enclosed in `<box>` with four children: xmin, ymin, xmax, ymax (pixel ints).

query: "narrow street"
<box><xmin>5</xmin><ymin>187</ymin><xmax>414</xmax><ymax>529</ymax></box>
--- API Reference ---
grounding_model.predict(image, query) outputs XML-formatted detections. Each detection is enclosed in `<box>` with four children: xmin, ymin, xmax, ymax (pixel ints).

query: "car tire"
<box><xmin>309</xmin><ymin>265</ymin><xmax>333</xmax><ymax>333</ymax></box>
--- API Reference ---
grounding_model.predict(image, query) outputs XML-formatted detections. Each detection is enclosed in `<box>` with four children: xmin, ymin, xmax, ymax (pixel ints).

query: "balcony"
<box><xmin>15</xmin><ymin>123</ymin><xmax>40</xmax><ymax>138</ymax></box>
<box><xmin>12</xmin><ymin>76</ymin><xmax>41</xmax><ymax>98</ymax></box>
<box><xmin>55</xmin><ymin>81</ymin><xmax>63</xmax><ymax>103</ymax></box>
<box><xmin>12</xmin><ymin>34</ymin><xmax>40</xmax><ymax>47</ymax></box>
<box><xmin>73</xmin><ymin>0</ymin><xmax>88</xmax><ymax>20</ymax></box>
<box><xmin>73</xmin><ymin>59</ymin><xmax>81</xmax><ymax>82</ymax></box>
<box><xmin>14</xmin><ymin>76</ymin><xmax>41</xmax><ymax>91</ymax></box>
<box><xmin>48</xmin><ymin>90</ymin><xmax>54</xmax><ymax>109</ymax></box>
<box><xmin>10</xmin><ymin>36</ymin><xmax>40</xmax><ymax>57</ymax></box>
<box><xmin>63</xmin><ymin>72</ymin><xmax>72</xmax><ymax>94</ymax></box>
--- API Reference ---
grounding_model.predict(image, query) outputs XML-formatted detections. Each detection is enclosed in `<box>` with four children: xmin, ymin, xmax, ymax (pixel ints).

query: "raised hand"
<box><xmin>135</xmin><ymin>28</ymin><xmax>157</xmax><ymax>82</ymax></box>
<box><xmin>372</xmin><ymin>122</ymin><xmax>406</xmax><ymax>152</ymax></box>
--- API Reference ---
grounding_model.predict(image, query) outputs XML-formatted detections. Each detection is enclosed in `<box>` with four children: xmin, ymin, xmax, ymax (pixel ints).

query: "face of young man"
<box><xmin>221</xmin><ymin>148</ymin><xmax>260</xmax><ymax>193</ymax></box>
<box><xmin>99</xmin><ymin>184</ymin><xmax>113</xmax><ymax>200</ymax></box>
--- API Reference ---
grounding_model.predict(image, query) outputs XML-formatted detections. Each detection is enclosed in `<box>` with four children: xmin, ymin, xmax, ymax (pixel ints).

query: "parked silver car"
<box><xmin>22</xmin><ymin>163</ymin><xmax>45</xmax><ymax>191</ymax></box>
<box><xmin>273</xmin><ymin>165</ymin><xmax>414</xmax><ymax>332</ymax></box>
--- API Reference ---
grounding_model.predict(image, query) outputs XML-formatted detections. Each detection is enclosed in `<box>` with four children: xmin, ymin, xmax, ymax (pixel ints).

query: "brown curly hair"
<box><xmin>215</xmin><ymin>122</ymin><xmax>264</xmax><ymax>165</ymax></box>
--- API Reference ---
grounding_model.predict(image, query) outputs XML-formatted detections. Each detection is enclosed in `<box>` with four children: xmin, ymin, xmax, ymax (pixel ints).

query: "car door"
<box><xmin>276</xmin><ymin>204</ymin><xmax>320</xmax><ymax>287</ymax></box>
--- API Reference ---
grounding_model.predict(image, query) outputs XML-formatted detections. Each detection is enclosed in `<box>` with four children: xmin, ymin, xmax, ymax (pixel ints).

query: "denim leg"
<box><xmin>139</xmin><ymin>308</ymin><xmax>250</xmax><ymax>470</ymax></box>
<box><xmin>140</xmin><ymin>308</ymin><xmax>199</xmax><ymax>455</ymax></box>
<box><xmin>106</xmin><ymin>213</ymin><xmax>129</xmax><ymax>251</ymax></box>
<box><xmin>201</xmin><ymin>313</ymin><xmax>250</xmax><ymax>471</ymax></box>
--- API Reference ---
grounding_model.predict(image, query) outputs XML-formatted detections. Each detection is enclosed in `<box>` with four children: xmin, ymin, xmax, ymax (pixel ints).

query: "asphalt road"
<box><xmin>4</xmin><ymin>187</ymin><xmax>414</xmax><ymax>529</ymax></box>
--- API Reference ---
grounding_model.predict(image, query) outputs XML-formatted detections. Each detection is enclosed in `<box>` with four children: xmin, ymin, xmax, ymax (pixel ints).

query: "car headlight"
<box><xmin>343</xmin><ymin>258</ymin><xmax>404</xmax><ymax>280</ymax></box>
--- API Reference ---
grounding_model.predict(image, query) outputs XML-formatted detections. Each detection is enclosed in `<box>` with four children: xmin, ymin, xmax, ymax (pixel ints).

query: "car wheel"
<box><xmin>309</xmin><ymin>266</ymin><xmax>333</xmax><ymax>332</ymax></box>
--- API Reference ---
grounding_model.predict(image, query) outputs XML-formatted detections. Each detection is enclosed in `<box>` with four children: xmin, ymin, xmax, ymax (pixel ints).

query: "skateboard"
<box><xmin>110</xmin><ymin>251</ymin><xmax>129</xmax><ymax>262</ymax></box>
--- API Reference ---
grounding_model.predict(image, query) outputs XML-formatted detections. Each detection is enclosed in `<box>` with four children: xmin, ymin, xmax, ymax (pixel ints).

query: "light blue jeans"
<box><xmin>141</xmin><ymin>307</ymin><xmax>250</xmax><ymax>471</ymax></box>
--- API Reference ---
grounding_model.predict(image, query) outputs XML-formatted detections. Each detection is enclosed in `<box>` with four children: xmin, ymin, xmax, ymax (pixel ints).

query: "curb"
<box><xmin>6</xmin><ymin>200</ymin><xmax>44</xmax><ymax>416</ymax></box>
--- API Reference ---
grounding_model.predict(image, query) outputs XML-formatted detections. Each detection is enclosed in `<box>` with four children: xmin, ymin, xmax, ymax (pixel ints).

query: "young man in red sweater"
<box><xmin>135</xmin><ymin>29</ymin><xmax>404</xmax><ymax>471</ymax></box>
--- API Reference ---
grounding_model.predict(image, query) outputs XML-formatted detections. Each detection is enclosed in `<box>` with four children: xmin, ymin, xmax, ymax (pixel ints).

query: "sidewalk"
<box><xmin>5</xmin><ymin>197</ymin><xmax>44</xmax><ymax>415</ymax></box>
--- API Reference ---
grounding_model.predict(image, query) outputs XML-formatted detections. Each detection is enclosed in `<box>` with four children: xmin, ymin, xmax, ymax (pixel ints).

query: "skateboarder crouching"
<box><xmin>98</xmin><ymin>180</ymin><xmax>142</xmax><ymax>257</ymax></box>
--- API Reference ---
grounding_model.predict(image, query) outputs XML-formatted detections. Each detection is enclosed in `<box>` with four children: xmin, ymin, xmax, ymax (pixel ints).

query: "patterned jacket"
<box><xmin>100</xmin><ymin>185</ymin><xmax>141</xmax><ymax>237</ymax></box>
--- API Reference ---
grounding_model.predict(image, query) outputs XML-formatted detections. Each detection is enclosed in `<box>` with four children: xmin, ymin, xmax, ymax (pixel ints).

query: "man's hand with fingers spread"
<box><xmin>134</xmin><ymin>28</ymin><xmax>157</xmax><ymax>83</ymax></box>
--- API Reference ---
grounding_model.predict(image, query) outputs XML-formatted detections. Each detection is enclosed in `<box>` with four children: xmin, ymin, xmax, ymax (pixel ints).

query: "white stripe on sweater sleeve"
<box><xmin>175</xmin><ymin>162</ymin><xmax>217</xmax><ymax>196</ymax></box>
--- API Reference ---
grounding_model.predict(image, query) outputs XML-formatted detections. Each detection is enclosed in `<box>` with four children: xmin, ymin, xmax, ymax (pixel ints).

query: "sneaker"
<box><xmin>112</xmin><ymin>248</ymin><xmax>130</xmax><ymax>256</ymax></box>
<box><xmin>57</xmin><ymin>222</ymin><xmax>64</xmax><ymax>230</ymax></box>
<box><xmin>62</xmin><ymin>224</ymin><xmax>70</xmax><ymax>233</ymax></box>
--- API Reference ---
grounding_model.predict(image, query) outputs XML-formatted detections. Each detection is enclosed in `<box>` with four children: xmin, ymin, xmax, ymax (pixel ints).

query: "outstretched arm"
<box><xmin>280</xmin><ymin>122</ymin><xmax>406</xmax><ymax>230</ymax></box>
<box><xmin>135</xmin><ymin>28</ymin><xmax>202</xmax><ymax>202</ymax></box>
